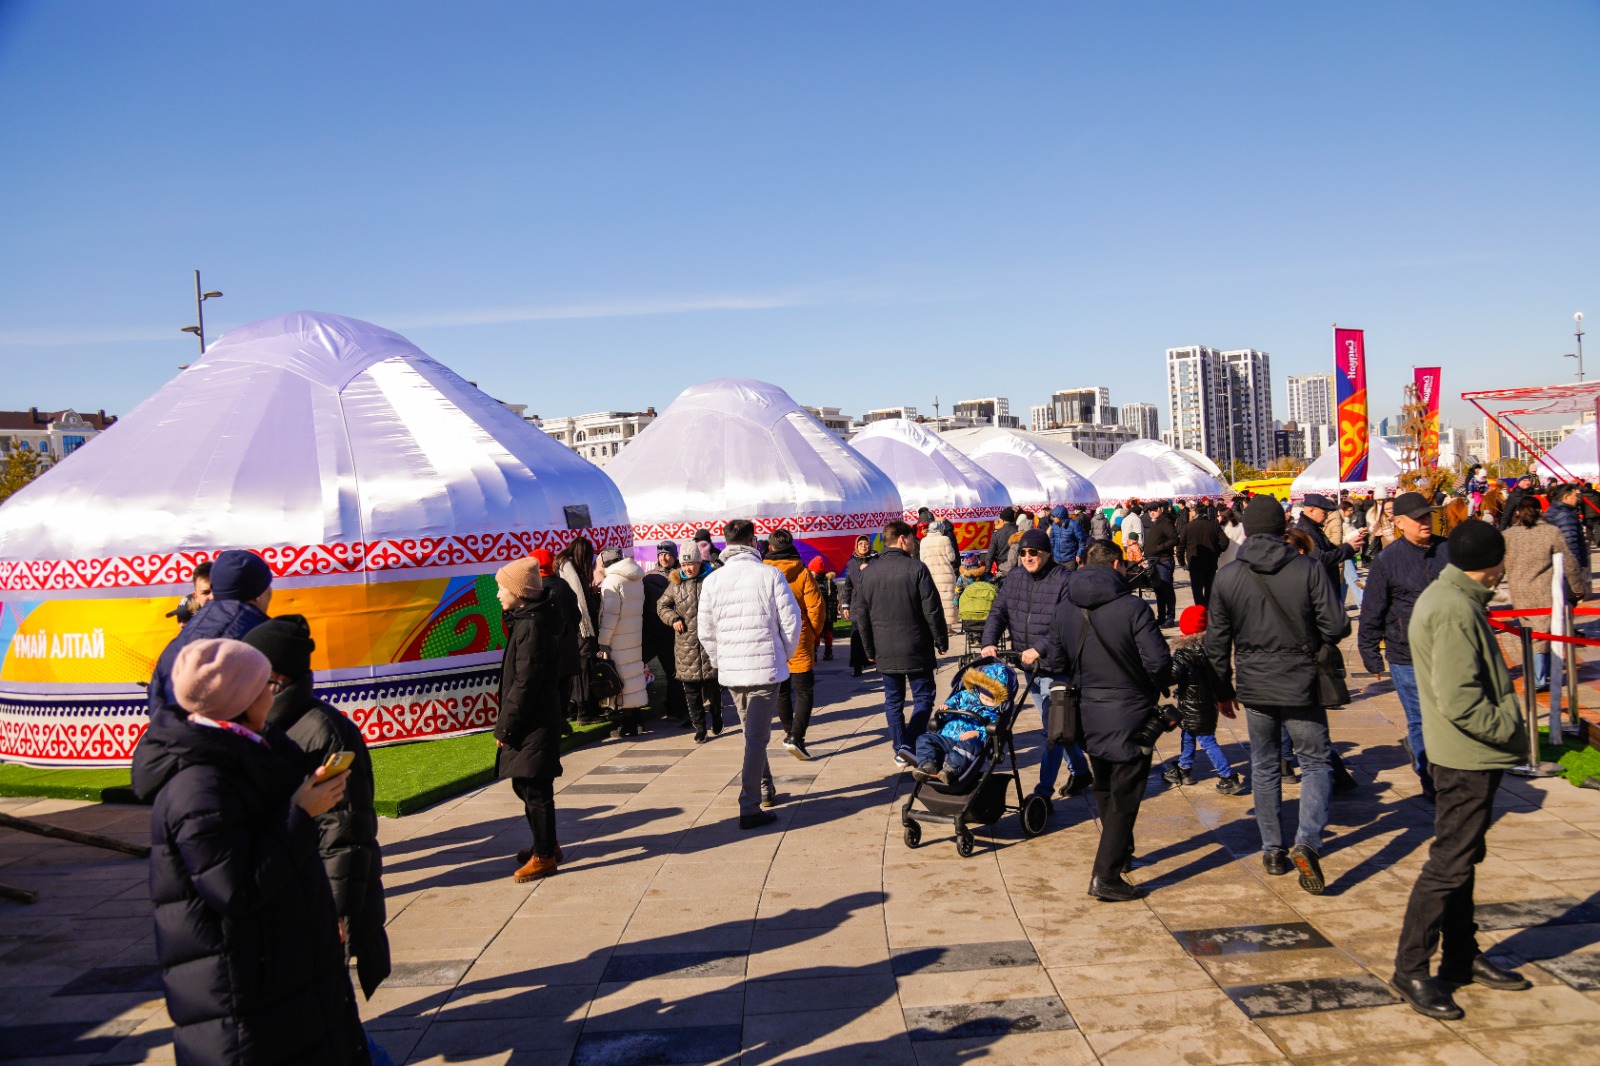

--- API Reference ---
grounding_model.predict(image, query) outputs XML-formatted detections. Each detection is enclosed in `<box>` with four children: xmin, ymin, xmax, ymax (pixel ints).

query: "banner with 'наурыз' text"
<box><xmin>1414</xmin><ymin>366</ymin><xmax>1441</xmax><ymax>469</ymax></box>
<box><xmin>1335</xmin><ymin>328</ymin><xmax>1369</xmax><ymax>483</ymax></box>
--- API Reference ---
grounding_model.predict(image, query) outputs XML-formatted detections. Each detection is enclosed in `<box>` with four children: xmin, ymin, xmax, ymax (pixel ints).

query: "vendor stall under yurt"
<box><xmin>1093</xmin><ymin>439</ymin><xmax>1229</xmax><ymax>505</ymax></box>
<box><xmin>0</xmin><ymin>311</ymin><xmax>630</xmax><ymax>766</ymax></box>
<box><xmin>939</xmin><ymin>428</ymin><xmax>1099</xmax><ymax>511</ymax></box>
<box><xmin>849</xmin><ymin>418</ymin><xmax>1011</xmax><ymax>551</ymax></box>
<box><xmin>1289</xmin><ymin>438</ymin><xmax>1404</xmax><ymax>500</ymax></box>
<box><xmin>602</xmin><ymin>378</ymin><xmax>901</xmax><ymax>572</ymax></box>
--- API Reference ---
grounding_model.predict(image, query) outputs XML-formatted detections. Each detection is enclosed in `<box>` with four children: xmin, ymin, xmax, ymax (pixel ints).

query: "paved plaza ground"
<box><xmin>6</xmin><ymin>601</ymin><xmax>1600</xmax><ymax>1064</ymax></box>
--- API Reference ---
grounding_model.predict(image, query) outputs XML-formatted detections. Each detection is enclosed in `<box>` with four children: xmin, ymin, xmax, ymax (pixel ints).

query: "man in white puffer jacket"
<box><xmin>597</xmin><ymin>548</ymin><xmax>649</xmax><ymax>737</ymax></box>
<box><xmin>698</xmin><ymin>519</ymin><xmax>802</xmax><ymax>829</ymax></box>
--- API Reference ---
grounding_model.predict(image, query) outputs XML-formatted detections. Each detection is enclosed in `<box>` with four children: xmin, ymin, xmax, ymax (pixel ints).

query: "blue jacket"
<box><xmin>1357</xmin><ymin>535</ymin><xmax>1450</xmax><ymax>672</ymax></box>
<box><xmin>1048</xmin><ymin>513</ymin><xmax>1084</xmax><ymax>564</ymax></box>
<box><xmin>936</xmin><ymin>687</ymin><xmax>1000</xmax><ymax>743</ymax></box>
<box><xmin>1545</xmin><ymin>502</ymin><xmax>1591</xmax><ymax>572</ymax></box>
<box><xmin>148</xmin><ymin>599</ymin><xmax>271</xmax><ymax>716</ymax></box>
<box><xmin>981</xmin><ymin>559</ymin><xmax>1073</xmax><ymax>675</ymax></box>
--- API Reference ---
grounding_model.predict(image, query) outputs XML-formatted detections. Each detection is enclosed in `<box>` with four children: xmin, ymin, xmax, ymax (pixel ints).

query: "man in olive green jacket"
<box><xmin>1391</xmin><ymin>522</ymin><xmax>1531</xmax><ymax>1021</ymax></box>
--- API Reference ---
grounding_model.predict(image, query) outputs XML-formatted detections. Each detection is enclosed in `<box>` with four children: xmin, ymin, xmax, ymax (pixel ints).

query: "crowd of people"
<box><xmin>127</xmin><ymin>472</ymin><xmax>1599</xmax><ymax>1061</ymax></box>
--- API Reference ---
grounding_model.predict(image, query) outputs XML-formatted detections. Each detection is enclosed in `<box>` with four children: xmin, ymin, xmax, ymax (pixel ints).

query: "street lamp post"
<box><xmin>179</xmin><ymin>270</ymin><xmax>223</xmax><ymax>356</ymax></box>
<box><xmin>1577</xmin><ymin>312</ymin><xmax>1586</xmax><ymax>382</ymax></box>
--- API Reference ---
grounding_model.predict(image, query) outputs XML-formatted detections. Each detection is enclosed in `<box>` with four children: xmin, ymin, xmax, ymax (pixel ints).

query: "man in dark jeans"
<box><xmin>1142</xmin><ymin>502</ymin><xmax>1180</xmax><ymax>628</ymax></box>
<box><xmin>1179</xmin><ymin>505</ymin><xmax>1227</xmax><ymax>608</ymax></box>
<box><xmin>1043</xmin><ymin>540</ymin><xmax>1172</xmax><ymax>902</ymax></box>
<box><xmin>855</xmin><ymin>520</ymin><xmax>949</xmax><ymax>767</ymax></box>
<box><xmin>1207</xmin><ymin>495</ymin><xmax>1348</xmax><ymax>895</ymax></box>
<box><xmin>1391</xmin><ymin>522</ymin><xmax>1531</xmax><ymax>1020</ymax></box>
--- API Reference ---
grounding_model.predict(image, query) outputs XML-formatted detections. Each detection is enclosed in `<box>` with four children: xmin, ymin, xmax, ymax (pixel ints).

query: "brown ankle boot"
<box><xmin>513</xmin><ymin>854</ymin><xmax>559</xmax><ymax>883</ymax></box>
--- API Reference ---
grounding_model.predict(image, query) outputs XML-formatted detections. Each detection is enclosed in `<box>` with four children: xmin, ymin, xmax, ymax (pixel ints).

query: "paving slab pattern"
<box><xmin>4</xmin><ymin>595</ymin><xmax>1600</xmax><ymax>1064</ymax></box>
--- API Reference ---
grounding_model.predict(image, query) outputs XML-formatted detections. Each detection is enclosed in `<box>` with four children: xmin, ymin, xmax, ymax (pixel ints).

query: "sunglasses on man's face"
<box><xmin>1019</xmin><ymin>548</ymin><xmax>1048</xmax><ymax>558</ymax></box>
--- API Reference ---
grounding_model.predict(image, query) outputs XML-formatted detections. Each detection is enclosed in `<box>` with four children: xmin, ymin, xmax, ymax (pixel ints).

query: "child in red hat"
<box><xmin>1162</xmin><ymin>605</ymin><xmax>1247</xmax><ymax>795</ymax></box>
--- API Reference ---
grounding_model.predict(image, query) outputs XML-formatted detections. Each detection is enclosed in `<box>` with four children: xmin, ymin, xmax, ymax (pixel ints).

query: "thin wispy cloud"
<box><xmin>0</xmin><ymin>324</ymin><xmax>181</xmax><ymax>348</ymax></box>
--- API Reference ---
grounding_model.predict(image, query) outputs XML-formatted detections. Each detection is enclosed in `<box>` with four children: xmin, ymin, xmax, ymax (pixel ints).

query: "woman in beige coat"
<box><xmin>1503</xmin><ymin>496</ymin><xmax>1581</xmax><ymax>692</ymax></box>
<box><xmin>920</xmin><ymin>520</ymin><xmax>960</xmax><ymax>631</ymax></box>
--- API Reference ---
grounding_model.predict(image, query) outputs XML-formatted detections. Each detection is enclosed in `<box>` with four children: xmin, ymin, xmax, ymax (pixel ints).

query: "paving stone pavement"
<box><xmin>5</xmin><ymin>596</ymin><xmax>1600</xmax><ymax>1064</ymax></box>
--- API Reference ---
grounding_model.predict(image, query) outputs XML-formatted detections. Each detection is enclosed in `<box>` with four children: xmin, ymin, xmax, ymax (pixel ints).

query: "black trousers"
<box><xmin>1151</xmin><ymin>560</ymin><xmax>1176</xmax><ymax>623</ymax></box>
<box><xmin>1394</xmin><ymin>765</ymin><xmax>1502</xmax><ymax>980</ymax></box>
<box><xmin>1189</xmin><ymin>562</ymin><xmax>1216</xmax><ymax>608</ymax></box>
<box><xmin>682</xmin><ymin>677</ymin><xmax>723</xmax><ymax>733</ymax></box>
<box><xmin>849</xmin><ymin>625</ymin><xmax>871</xmax><ymax>672</ymax></box>
<box><xmin>648</xmin><ymin>653</ymin><xmax>688</xmax><ymax>720</ymax></box>
<box><xmin>777</xmin><ymin>670</ymin><xmax>815</xmax><ymax>743</ymax></box>
<box><xmin>1089</xmin><ymin>752</ymin><xmax>1152</xmax><ymax>880</ymax></box>
<box><xmin>512</xmin><ymin>776</ymin><xmax>557</xmax><ymax>860</ymax></box>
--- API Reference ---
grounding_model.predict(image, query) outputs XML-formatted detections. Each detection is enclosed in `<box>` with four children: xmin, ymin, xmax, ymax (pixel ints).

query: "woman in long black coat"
<box><xmin>494</xmin><ymin>558</ymin><xmax>568</xmax><ymax>882</ymax></box>
<box><xmin>132</xmin><ymin>637</ymin><xmax>364</xmax><ymax>1066</ymax></box>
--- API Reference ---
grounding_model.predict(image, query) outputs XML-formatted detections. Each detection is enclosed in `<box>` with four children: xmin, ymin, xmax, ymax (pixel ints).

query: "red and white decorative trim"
<box><xmin>0</xmin><ymin>525</ymin><xmax>634</xmax><ymax>593</ymax></box>
<box><xmin>631</xmin><ymin>512</ymin><xmax>902</xmax><ymax>544</ymax></box>
<box><xmin>903</xmin><ymin>506</ymin><xmax>1005</xmax><ymax>523</ymax></box>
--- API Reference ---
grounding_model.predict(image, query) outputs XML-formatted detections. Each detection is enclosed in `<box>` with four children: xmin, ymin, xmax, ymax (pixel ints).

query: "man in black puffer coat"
<box><xmin>855</xmin><ymin>521</ymin><xmax>948</xmax><ymax>762</ymax></box>
<box><xmin>244</xmin><ymin>616</ymin><xmax>390</xmax><ymax>1000</ymax></box>
<box><xmin>981</xmin><ymin>528</ymin><xmax>1090</xmax><ymax>798</ymax></box>
<box><xmin>1044</xmin><ymin>541</ymin><xmax>1172</xmax><ymax>903</ymax></box>
<box><xmin>133</xmin><ymin>638</ymin><xmax>366</xmax><ymax>1066</ymax></box>
<box><xmin>1142</xmin><ymin>502</ymin><xmax>1181</xmax><ymax>627</ymax></box>
<box><xmin>148</xmin><ymin>550</ymin><xmax>275</xmax><ymax>716</ymax></box>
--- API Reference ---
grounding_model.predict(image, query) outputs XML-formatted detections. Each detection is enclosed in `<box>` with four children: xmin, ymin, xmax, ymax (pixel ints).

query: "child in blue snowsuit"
<box><xmin>911</xmin><ymin>661</ymin><xmax>1009</xmax><ymax>788</ymax></box>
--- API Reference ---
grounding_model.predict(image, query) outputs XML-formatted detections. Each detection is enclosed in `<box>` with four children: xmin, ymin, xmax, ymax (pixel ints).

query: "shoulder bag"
<box><xmin>1242</xmin><ymin>569</ymin><xmax>1349</xmax><ymax>708</ymax></box>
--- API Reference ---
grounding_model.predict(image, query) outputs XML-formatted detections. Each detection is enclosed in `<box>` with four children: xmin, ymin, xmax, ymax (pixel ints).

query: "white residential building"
<box><xmin>0</xmin><ymin>408</ymin><xmax>117</xmax><ymax>469</ymax></box>
<box><xmin>1029</xmin><ymin>404</ymin><xmax>1053</xmax><ymax>433</ymax></box>
<box><xmin>1047</xmin><ymin>387</ymin><xmax>1115</xmax><ymax>428</ymax></box>
<box><xmin>862</xmin><ymin>406</ymin><xmax>918</xmax><ymax>424</ymax></box>
<box><xmin>803</xmin><ymin>406</ymin><xmax>853</xmax><ymax>438</ymax></box>
<box><xmin>1165</xmin><ymin>346</ymin><xmax>1275</xmax><ymax>469</ymax></box>
<box><xmin>1120</xmin><ymin>402</ymin><xmax>1160</xmax><ymax>440</ymax></box>
<box><xmin>1037</xmin><ymin>423</ymin><xmax>1138</xmax><ymax>462</ymax></box>
<box><xmin>1221</xmin><ymin>349</ymin><xmax>1274</xmax><ymax>469</ymax></box>
<box><xmin>953</xmin><ymin>397</ymin><xmax>1020</xmax><ymax>429</ymax></box>
<box><xmin>535</xmin><ymin>408</ymin><xmax>657</xmax><ymax>466</ymax></box>
<box><xmin>1285</xmin><ymin>373</ymin><xmax>1335</xmax><ymax>429</ymax></box>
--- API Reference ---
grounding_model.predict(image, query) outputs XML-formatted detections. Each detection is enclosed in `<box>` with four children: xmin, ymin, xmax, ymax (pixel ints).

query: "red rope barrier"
<box><xmin>1487</xmin><ymin>607</ymin><xmax>1600</xmax><ymax>647</ymax></box>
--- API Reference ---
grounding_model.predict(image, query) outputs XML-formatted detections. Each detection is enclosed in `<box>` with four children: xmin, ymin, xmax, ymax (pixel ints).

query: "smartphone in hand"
<box><xmin>321</xmin><ymin>751</ymin><xmax>355</xmax><ymax>778</ymax></box>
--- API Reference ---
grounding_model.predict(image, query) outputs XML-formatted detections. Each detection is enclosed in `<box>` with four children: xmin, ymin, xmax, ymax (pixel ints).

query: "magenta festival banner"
<box><xmin>1335</xmin><ymin>328</ymin><xmax>1369</xmax><ymax>482</ymax></box>
<box><xmin>1414</xmin><ymin>366</ymin><xmax>1442</xmax><ymax>468</ymax></box>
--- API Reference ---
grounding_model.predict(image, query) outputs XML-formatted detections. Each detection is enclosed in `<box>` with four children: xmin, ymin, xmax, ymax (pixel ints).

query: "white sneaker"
<box><xmin>893</xmin><ymin>753</ymin><xmax>912</xmax><ymax>769</ymax></box>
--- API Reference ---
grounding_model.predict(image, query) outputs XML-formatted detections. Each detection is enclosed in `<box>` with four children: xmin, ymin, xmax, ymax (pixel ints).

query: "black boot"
<box><xmin>1389</xmin><ymin>974</ymin><xmax>1464</xmax><ymax>1020</ymax></box>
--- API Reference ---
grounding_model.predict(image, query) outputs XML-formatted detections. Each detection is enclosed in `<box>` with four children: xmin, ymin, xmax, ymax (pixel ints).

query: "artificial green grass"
<box><xmin>1537</xmin><ymin>726</ymin><xmax>1600</xmax><ymax>787</ymax></box>
<box><xmin>0</xmin><ymin>721</ymin><xmax>615</xmax><ymax>817</ymax></box>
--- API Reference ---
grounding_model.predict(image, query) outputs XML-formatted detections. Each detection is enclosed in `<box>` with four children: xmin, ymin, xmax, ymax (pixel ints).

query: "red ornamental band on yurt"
<box><xmin>602</xmin><ymin>378</ymin><xmax>902</xmax><ymax>572</ymax></box>
<box><xmin>0</xmin><ymin>312</ymin><xmax>631</xmax><ymax>766</ymax></box>
<box><xmin>848</xmin><ymin>417</ymin><xmax>1012</xmax><ymax>552</ymax></box>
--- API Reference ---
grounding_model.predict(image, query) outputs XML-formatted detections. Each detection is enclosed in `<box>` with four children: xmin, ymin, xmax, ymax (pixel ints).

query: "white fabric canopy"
<box><xmin>938</xmin><ymin>429</ymin><xmax>1100</xmax><ymax>509</ymax></box>
<box><xmin>603</xmin><ymin>378</ymin><xmax>901</xmax><ymax>541</ymax></box>
<box><xmin>1093</xmin><ymin>439</ymin><xmax>1229</xmax><ymax>504</ymax></box>
<box><xmin>1288</xmin><ymin>439</ymin><xmax>1404</xmax><ymax>500</ymax></box>
<box><xmin>942</xmin><ymin>426</ymin><xmax>1103</xmax><ymax>476</ymax></box>
<box><xmin>849</xmin><ymin>418</ymin><xmax>1011</xmax><ymax>520</ymax></box>
<box><xmin>1534</xmin><ymin>423</ymin><xmax>1599</xmax><ymax>480</ymax></box>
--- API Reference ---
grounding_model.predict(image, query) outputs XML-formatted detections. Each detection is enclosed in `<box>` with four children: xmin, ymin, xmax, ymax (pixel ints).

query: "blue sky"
<box><xmin>0</xmin><ymin>2</ymin><xmax>1594</xmax><ymax>430</ymax></box>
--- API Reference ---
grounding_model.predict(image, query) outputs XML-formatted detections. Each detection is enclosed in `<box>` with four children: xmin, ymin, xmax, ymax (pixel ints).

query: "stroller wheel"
<box><xmin>902</xmin><ymin>822</ymin><xmax>922</xmax><ymax>849</ymax></box>
<box><xmin>955</xmin><ymin>830</ymin><xmax>976</xmax><ymax>858</ymax></box>
<box><xmin>1020</xmin><ymin>793</ymin><xmax>1051</xmax><ymax>838</ymax></box>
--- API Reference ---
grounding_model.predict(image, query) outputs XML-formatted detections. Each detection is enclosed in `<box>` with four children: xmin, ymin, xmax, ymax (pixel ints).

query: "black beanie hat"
<box><xmin>208</xmin><ymin>549</ymin><xmax>273</xmax><ymax>602</ymax></box>
<box><xmin>1019</xmin><ymin>528</ymin><xmax>1051</xmax><ymax>553</ymax></box>
<box><xmin>243</xmin><ymin>614</ymin><xmax>315</xmax><ymax>679</ymax></box>
<box><xmin>1243</xmin><ymin>495</ymin><xmax>1287</xmax><ymax>536</ymax></box>
<box><xmin>1000</xmin><ymin>507</ymin><xmax>1016</xmax><ymax>523</ymax></box>
<box><xmin>1447</xmin><ymin>520</ymin><xmax>1506</xmax><ymax>571</ymax></box>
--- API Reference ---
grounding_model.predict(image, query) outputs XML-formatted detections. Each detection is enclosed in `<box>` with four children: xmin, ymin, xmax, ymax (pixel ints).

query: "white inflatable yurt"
<box><xmin>938</xmin><ymin>429</ymin><xmax>1100</xmax><ymax>511</ymax></box>
<box><xmin>603</xmin><ymin>378</ymin><xmax>902</xmax><ymax>572</ymax></box>
<box><xmin>0</xmin><ymin>311</ymin><xmax>631</xmax><ymax>766</ymax></box>
<box><xmin>1534</xmin><ymin>423</ymin><xmax>1599</xmax><ymax>480</ymax></box>
<box><xmin>1093</xmin><ymin>439</ymin><xmax>1229</xmax><ymax>505</ymax></box>
<box><xmin>849</xmin><ymin>418</ymin><xmax>1011</xmax><ymax>552</ymax></box>
<box><xmin>943</xmin><ymin>426</ymin><xmax>1102</xmax><ymax>476</ymax></box>
<box><xmin>1289</xmin><ymin>439</ymin><xmax>1404</xmax><ymax>500</ymax></box>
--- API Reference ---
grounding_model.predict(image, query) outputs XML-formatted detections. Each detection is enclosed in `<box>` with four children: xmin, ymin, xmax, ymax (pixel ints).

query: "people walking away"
<box><xmin>808</xmin><ymin>556</ymin><xmax>839</xmax><ymax>662</ymax></box>
<box><xmin>148</xmin><ymin>549</ymin><xmax>274</xmax><ymax>716</ymax></box>
<box><xmin>1495</xmin><ymin>474</ymin><xmax>1535</xmax><ymax>531</ymax></box>
<box><xmin>487</xmin><ymin>558</ymin><xmax>568</xmax><ymax>882</ymax></box>
<box><xmin>1162</xmin><ymin>606</ymin><xmax>1246</xmax><ymax>795</ymax></box>
<box><xmin>657</xmin><ymin>542</ymin><xmax>722</xmax><ymax>742</ymax></box>
<box><xmin>1043</xmin><ymin>540</ymin><xmax>1172</xmax><ymax>902</ymax></box>
<box><xmin>763</xmin><ymin>529</ymin><xmax>826</xmax><ymax>760</ymax></box>
<box><xmin>840</xmin><ymin>535</ymin><xmax>877</xmax><ymax>677</ymax></box>
<box><xmin>1181</xmin><ymin>505</ymin><xmax>1228</xmax><ymax>607</ymax></box>
<box><xmin>1218</xmin><ymin>507</ymin><xmax>1246</xmax><ymax>567</ymax></box>
<box><xmin>642</xmin><ymin>541</ymin><xmax>690</xmax><ymax>727</ymax></box>
<box><xmin>981</xmin><ymin>527</ymin><xmax>1091</xmax><ymax>799</ymax></box>
<box><xmin>596</xmin><ymin>547</ymin><xmax>648</xmax><ymax>737</ymax></box>
<box><xmin>1172</xmin><ymin>502</ymin><xmax>1190</xmax><ymax>567</ymax></box>
<box><xmin>243</xmin><ymin>616</ymin><xmax>390</xmax><ymax>997</ymax></box>
<box><xmin>987</xmin><ymin>508</ymin><xmax>1018</xmax><ymax>575</ymax></box>
<box><xmin>555</xmin><ymin>536</ymin><xmax>604</xmax><ymax>725</ymax></box>
<box><xmin>1544</xmin><ymin>483</ymin><xmax>1592</xmax><ymax>599</ymax></box>
<box><xmin>1143</xmin><ymin>501</ymin><xmax>1180</xmax><ymax>627</ymax></box>
<box><xmin>1390</xmin><ymin>521</ymin><xmax>1533</xmax><ymax>1020</ymax></box>
<box><xmin>134</xmin><ymin>638</ymin><xmax>366</xmax><ymax>1066</ymax></box>
<box><xmin>698</xmin><ymin>519</ymin><xmax>801</xmax><ymax>829</ymax></box>
<box><xmin>1089</xmin><ymin>507</ymin><xmax>1112</xmax><ymax>543</ymax></box>
<box><xmin>1357</xmin><ymin>491</ymin><xmax>1451</xmax><ymax>801</ymax></box>
<box><xmin>1296</xmin><ymin>493</ymin><xmax>1364</xmax><ymax>595</ymax></box>
<box><xmin>1502</xmin><ymin>496</ymin><xmax>1580</xmax><ymax>693</ymax></box>
<box><xmin>1207</xmin><ymin>495</ymin><xmax>1348</xmax><ymax>895</ymax></box>
<box><xmin>1048</xmin><ymin>505</ymin><xmax>1084</xmax><ymax>569</ymax></box>
<box><xmin>855</xmin><ymin>520</ymin><xmax>949</xmax><ymax>767</ymax></box>
<box><xmin>921</xmin><ymin>518</ymin><xmax>961</xmax><ymax>629</ymax></box>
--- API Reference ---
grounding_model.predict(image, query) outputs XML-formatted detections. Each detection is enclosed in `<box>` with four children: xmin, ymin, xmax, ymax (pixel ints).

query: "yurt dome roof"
<box><xmin>849</xmin><ymin>418</ymin><xmax>1011</xmax><ymax>518</ymax></box>
<box><xmin>939</xmin><ymin>429</ymin><xmax>1100</xmax><ymax>509</ymax></box>
<box><xmin>1288</xmin><ymin>439</ymin><xmax>1404</xmax><ymax>500</ymax></box>
<box><xmin>1092</xmin><ymin>438</ymin><xmax>1228</xmax><ymax>504</ymax></box>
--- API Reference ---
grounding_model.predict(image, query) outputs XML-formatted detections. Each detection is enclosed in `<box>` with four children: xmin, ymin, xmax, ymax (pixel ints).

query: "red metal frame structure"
<box><xmin>1462</xmin><ymin>381</ymin><xmax>1600</xmax><ymax>486</ymax></box>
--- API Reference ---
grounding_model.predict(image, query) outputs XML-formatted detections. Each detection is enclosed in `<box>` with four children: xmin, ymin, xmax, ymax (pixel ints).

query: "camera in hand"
<box><xmin>1130</xmin><ymin>703</ymin><xmax>1182</xmax><ymax>754</ymax></box>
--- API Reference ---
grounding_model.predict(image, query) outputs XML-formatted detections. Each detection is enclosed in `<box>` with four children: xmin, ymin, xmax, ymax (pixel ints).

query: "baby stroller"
<box><xmin>900</xmin><ymin>654</ymin><xmax>1052</xmax><ymax>856</ymax></box>
<box><xmin>953</xmin><ymin>562</ymin><xmax>999</xmax><ymax>670</ymax></box>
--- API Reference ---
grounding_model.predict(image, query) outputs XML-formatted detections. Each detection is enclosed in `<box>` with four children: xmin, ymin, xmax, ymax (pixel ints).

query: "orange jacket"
<box><xmin>765</xmin><ymin>555</ymin><xmax>827</xmax><ymax>672</ymax></box>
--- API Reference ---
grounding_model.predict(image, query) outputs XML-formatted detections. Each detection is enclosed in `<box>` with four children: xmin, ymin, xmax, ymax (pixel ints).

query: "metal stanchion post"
<box><xmin>1566</xmin><ymin>603</ymin><xmax>1583</xmax><ymax>738</ymax></box>
<box><xmin>1511</xmin><ymin>621</ymin><xmax>1561</xmax><ymax>778</ymax></box>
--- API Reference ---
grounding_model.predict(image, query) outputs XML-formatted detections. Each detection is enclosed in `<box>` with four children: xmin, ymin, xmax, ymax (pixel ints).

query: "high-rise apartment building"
<box><xmin>1048</xmin><ymin>387</ymin><xmax>1114</xmax><ymax>428</ymax></box>
<box><xmin>953</xmin><ymin>397</ymin><xmax>1019</xmax><ymax>429</ymax></box>
<box><xmin>1120</xmin><ymin>402</ymin><xmax>1160</xmax><ymax>441</ymax></box>
<box><xmin>862</xmin><ymin>406</ymin><xmax>918</xmax><ymax>424</ymax></box>
<box><xmin>1165</xmin><ymin>346</ymin><xmax>1274</xmax><ymax>468</ymax></box>
<box><xmin>1285</xmin><ymin>373</ymin><xmax>1335</xmax><ymax>429</ymax></box>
